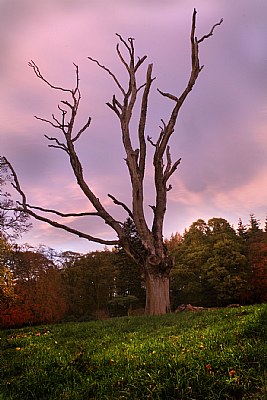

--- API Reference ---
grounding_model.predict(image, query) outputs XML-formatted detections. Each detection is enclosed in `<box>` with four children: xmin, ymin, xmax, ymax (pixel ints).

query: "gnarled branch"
<box><xmin>22</xmin><ymin>207</ymin><xmax>119</xmax><ymax>245</ymax></box>
<box><xmin>72</xmin><ymin>117</ymin><xmax>92</xmax><ymax>143</ymax></box>
<box><xmin>2</xmin><ymin>157</ymin><xmax>119</xmax><ymax>245</ymax></box>
<box><xmin>44</xmin><ymin>135</ymin><xmax>68</xmax><ymax>152</ymax></box>
<box><xmin>197</xmin><ymin>17</ymin><xmax>223</xmax><ymax>44</ymax></box>
<box><xmin>108</xmin><ymin>193</ymin><xmax>134</xmax><ymax>220</ymax></box>
<box><xmin>28</xmin><ymin>61</ymin><xmax>72</xmax><ymax>93</ymax></box>
<box><xmin>22</xmin><ymin>203</ymin><xmax>100</xmax><ymax>218</ymax></box>
<box><xmin>88</xmin><ymin>56</ymin><xmax>126</xmax><ymax>95</ymax></box>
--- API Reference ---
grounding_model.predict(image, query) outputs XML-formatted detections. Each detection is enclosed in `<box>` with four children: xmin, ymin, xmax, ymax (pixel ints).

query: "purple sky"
<box><xmin>1</xmin><ymin>0</ymin><xmax>267</xmax><ymax>253</ymax></box>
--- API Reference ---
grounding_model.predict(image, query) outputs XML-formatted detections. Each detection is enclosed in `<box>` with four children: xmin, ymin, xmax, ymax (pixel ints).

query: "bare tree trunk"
<box><xmin>145</xmin><ymin>270</ymin><xmax>170</xmax><ymax>315</ymax></box>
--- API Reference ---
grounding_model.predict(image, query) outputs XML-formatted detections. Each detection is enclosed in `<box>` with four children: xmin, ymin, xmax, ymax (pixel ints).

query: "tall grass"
<box><xmin>0</xmin><ymin>304</ymin><xmax>266</xmax><ymax>399</ymax></box>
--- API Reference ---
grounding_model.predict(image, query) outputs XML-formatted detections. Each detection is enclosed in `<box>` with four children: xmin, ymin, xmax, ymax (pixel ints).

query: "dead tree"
<box><xmin>1</xmin><ymin>10</ymin><xmax>222</xmax><ymax>314</ymax></box>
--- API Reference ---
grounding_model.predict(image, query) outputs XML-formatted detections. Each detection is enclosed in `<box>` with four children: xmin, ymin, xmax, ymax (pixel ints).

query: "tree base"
<box><xmin>145</xmin><ymin>273</ymin><xmax>170</xmax><ymax>315</ymax></box>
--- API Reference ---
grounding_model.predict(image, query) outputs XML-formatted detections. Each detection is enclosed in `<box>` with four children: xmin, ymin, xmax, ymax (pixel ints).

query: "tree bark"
<box><xmin>145</xmin><ymin>270</ymin><xmax>170</xmax><ymax>315</ymax></box>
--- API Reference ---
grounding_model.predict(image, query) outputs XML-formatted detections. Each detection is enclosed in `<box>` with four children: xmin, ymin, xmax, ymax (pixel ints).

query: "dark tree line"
<box><xmin>1</xmin><ymin>214</ymin><xmax>266</xmax><ymax>328</ymax></box>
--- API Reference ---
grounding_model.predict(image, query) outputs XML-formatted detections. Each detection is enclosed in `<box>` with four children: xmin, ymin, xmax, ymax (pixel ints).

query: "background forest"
<box><xmin>1</xmin><ymin>210</ymin><xmax>266</xmax><ymax>328</ymax></box>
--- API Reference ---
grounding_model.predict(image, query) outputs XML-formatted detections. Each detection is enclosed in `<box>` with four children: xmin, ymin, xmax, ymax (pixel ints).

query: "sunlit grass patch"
<box><xmin>0</xmin><ymin>304</ymin><xmax>266</xmax><ymax>399</ymax></box>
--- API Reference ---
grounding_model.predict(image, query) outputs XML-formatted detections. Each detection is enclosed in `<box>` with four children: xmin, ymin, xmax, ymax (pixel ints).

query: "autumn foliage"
<box><xmin>0</xmin><ymin>249</ymin><xmax>67</xmax><ymax>328</ymax></box>
<box><xmin>0</xmin><ymin>214</ymin><xmax>266</xmax><ymax>328</ymax></box>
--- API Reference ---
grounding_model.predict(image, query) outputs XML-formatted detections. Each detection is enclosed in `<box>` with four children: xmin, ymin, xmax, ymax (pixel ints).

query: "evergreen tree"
<box><xmin>248</xmin><ymin>214</ymin><xmax>261</xmax><ymax>235</ymax></box>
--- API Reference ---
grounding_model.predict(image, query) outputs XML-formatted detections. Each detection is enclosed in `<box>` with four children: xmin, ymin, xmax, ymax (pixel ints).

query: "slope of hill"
<box><xmin>1</xmin><ymin>304</ymin><xmax>266</xmax><ymax>399</ymax></box>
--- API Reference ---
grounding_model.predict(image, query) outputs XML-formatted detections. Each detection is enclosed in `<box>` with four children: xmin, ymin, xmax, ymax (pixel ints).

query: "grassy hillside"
<box><xmin>0</xmin><ymin>304</ymin><xmax>266</xmax><ymax>399</ymax></box>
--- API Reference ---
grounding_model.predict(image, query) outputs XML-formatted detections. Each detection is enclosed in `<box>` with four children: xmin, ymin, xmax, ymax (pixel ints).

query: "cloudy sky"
<box><xmin>1</xmin><ymin>0</ymin><xmax>267</xmax><ymax>253</ymax></box>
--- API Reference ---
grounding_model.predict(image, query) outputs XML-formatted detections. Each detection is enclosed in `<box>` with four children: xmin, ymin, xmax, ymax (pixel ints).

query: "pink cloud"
<box><xmin>2</xmin><ymin>0</ymin><xmax>267</xmax><ymax>252</ymax></box>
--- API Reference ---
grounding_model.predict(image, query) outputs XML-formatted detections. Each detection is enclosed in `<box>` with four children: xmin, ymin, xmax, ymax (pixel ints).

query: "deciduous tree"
<box><xmin>0</xmin><ymin>236</ymin><xmax>16</xmax><ymax>305</ymax></box>
<box><xmin>1</xmin><ymin>10</ymin><xmax>222</xmax><ymax>314</ymax></box>
<box><xmin>0</xmin><ymin>162</ymin><xmax>31</xmax><ymax>241</ymax></box>
<box><xmin>170</xmin><ymin>218</ymin><xmax>248</xmax><ymax>307</ymax></box>
<box><xmin>62</xmin><ymin>250</ymin><xmax>116</xmax><ymax>319</ymax></box>
<box><xmin>0</xmin><ymin>246</ymin><xmax>67</xmax><ymax>328</ymax></box>
<box><xmin>245</xmin><ymin>216</ymin><xmax>267</xmax><ymax>303</ymax></box>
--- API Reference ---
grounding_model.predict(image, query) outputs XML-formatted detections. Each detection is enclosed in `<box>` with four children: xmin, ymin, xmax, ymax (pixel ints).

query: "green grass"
<box><xmin>0</xmin><ymin>304</ymin><xmax>266</xmax><ymax>399</ymax></box>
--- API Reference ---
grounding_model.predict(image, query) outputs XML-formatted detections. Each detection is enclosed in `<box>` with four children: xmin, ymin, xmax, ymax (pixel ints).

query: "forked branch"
<box><xmin>156</xmin><ymin>9</ymin><xmax>223</xmax><ymax>159</ymax></box>
<box><xmin>27</xmin><ymin>62</ymin><xmax>125</xmax><ymax>238</ymax></box>
<box><xmin>151</xmin><ymin>9</ymin><xmax>222</xmax><ymax>255</ymax></box>
<box><xmin>88</xmin><ymin>32</ymin><xmax>156</xmax><ymax>249</ymax></box>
